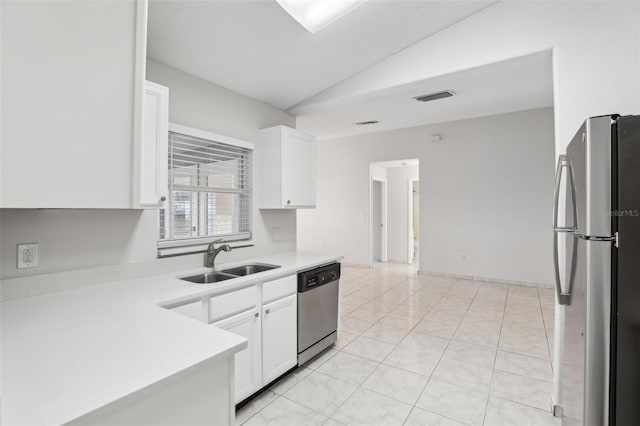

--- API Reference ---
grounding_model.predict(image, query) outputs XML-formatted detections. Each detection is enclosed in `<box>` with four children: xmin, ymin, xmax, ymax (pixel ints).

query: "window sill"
<box><xmin>157</xmin><ymin>239</ymin><xmax>254</xmax><ymax>258</ymax></box>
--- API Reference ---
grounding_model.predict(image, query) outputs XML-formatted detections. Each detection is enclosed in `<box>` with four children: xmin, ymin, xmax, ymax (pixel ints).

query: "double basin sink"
<box><xmin>180</xmin><ymin>263</ymin><xmax>280</xmax><ymax>284</ymax></box>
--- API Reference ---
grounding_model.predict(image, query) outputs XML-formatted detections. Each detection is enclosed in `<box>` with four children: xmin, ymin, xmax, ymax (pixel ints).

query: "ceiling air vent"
<box><xmin>414</xmin><ymin>90</ymin><xmax>455</xmax><ymax>103</ymax></box>
<box><xmin>355</xmin><ymin>120</ymin><xmax>379</xmax><ymax>125</ymax></box>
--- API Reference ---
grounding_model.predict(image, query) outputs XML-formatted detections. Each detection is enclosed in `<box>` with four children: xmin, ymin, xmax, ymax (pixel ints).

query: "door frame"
<box><xmin>369</xmin><ymin>177</ymin><xmax>388</xmax><ymax>267</ymax></box>
<box><xmin>407</xmin><ymin>179</ymin><xmax>419</xmax><ymax>265</ymax></box>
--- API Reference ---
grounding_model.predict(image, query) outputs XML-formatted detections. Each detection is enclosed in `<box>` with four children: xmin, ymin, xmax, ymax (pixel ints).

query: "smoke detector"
<box><xmin>414</xmin><ymin>90</ymin><xmax>455</xmax><ymax>103</ymax></box>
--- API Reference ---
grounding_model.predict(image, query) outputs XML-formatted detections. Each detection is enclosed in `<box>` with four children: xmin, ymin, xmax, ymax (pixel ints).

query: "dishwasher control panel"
<box><xmin>298</xmin><ymin>262</ymin><xmax>341</xmax><ymax>292</ymax></box>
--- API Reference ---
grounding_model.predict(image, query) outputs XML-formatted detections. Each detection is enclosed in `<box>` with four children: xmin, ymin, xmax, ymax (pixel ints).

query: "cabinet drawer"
<box><xmin>210</xmin><ymin>286</ymin><xmax>258</xmax><ymax>323</ymax></box>
<box><xmin>262</xmin><ymin>275</ymin><xmax>296</xmax><ymax>304</ymax></box>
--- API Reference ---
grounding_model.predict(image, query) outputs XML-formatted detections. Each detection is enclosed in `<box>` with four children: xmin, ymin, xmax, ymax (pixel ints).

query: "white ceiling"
<box><xmin>293</xmin><ymin>51</ymin><xmax>554</xmax><ymax>140</ymax></box>
<box><xmin>147</xmin><ymin>0</ymin><xmax>494</xmax><ymax>110</ymax></box>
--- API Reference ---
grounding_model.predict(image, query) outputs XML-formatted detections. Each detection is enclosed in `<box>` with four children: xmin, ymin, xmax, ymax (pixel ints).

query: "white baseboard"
<box><xmin>417</xmin><ymin>270</ymin><xmax>553</xmax><ymax>289</ymax></box>
<box><xmin>387</xmin><ymin>259</ymin><xmax>409</xmax><ymax>265</ymax></box>
<box><xmin>341</xmin><ymin>262</ymin><xmax>372</xmax><ymax>269</ymax></box>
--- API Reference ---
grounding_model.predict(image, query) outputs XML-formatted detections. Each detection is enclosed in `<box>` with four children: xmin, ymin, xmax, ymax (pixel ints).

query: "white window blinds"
<box><xmin>158</xmin><ymin>131</ymin><xmax>252</xmax><ymax>250</ymax></box>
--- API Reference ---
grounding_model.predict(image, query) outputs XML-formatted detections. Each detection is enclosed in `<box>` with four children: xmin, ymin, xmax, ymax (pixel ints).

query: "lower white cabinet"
<box><xmin>262</xmin><ymin>293</ymin><xmax>298</xmax><ymax>384</ymax></box>
<box><xmin>213</xmin><ymin>307</ymin><xmax>262</xmax><ymax>403</ymax></box>
<box><xmin>207</xmin><ymin>274</ymin><xmax>298</xmax><ymax>404</ymax></box>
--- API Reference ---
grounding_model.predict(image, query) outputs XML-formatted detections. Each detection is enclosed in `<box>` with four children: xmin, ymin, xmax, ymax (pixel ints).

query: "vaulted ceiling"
<box><xmin>294</xmin><ymin>51</ymin><xmax>554</xmax><ymax>140</ymax></box>
<box><xmin>147</xmin><ymin>0</ymin><xmax>494</xmax><ymax>110</ymax></box>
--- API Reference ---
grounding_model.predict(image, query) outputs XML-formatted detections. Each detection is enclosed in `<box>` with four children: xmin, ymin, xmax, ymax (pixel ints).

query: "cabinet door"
<box><xmin>282</xmin><ymin>129</ymin><xmax>315</xmax><ymax>208</ymax></box>
<box><xmin>1</xmin><ymin>1</ymin><xmax>141</xmax><ymax>208</ymax></box>
<box><xmin>139</xmin><ymin>81</ymin><xmax>169</xmax><ymax>208</ymax></box>
<box><xmin>214</xmin><ymin>308</ymin><xmax>262</xmax><ymax>403</ymax></box>
<box><xmin>262</xmin><ymin>294</ymin><xmax>298</xmax><ymax>384</ymax></box>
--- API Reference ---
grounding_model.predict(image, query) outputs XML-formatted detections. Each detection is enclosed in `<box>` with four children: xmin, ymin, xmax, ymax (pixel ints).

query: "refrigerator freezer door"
<box><xmin>562</xmin><ymin>236</ymin><xmax>612</xmax><ymax>426</ymax></box>
<box><xmin>566</xmin><ymin>116</ymin><xmax>613</xmax><ymax>238</ymax></box>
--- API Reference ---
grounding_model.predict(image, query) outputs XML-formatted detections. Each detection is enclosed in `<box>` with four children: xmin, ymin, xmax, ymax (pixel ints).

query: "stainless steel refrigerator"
<box><xmin>553</xmin><ymin>114</ymin><xmax>640</xmax><ymax>426</ymax></box>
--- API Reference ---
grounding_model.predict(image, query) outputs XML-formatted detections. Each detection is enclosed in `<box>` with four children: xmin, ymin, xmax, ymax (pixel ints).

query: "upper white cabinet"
<box><xmin>256</xmin><ymin>126</ymin><xmax>316</xmax><ymax>209</ymax></box>
<box><xmin>0</xmin><ymin>0</ymin><xmax>145</xmax><ymax>208</ymax></box>
<box><xmin>137</xmin><ymin>81</ymin><xmax>169</xmax><ymax>208</ymax></box>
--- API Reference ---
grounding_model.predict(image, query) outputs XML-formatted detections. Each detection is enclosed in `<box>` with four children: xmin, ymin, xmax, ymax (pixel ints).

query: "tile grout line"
<box><xmin>479</xmin><ymin>284</ymin><xmax>509</xmax><ymax>426</ymax></box>
<box><xmin>536</xmin><ymin>288</ymin><xmax>556</xmax><ymax>410</ymax></box>
<box><xmin>379</xmin><ymin>274</ymin><xmax>457</xmax><ymax>426</ymax></box>
<box><xmin>403</xmin><ymin>278</ymin><xmax>482</xmax><ymax>425</ymax></box>
<box><xmin>250</xmin><ymin>270</ymin><xmax>556</xmax><ymax>425</ymax></box>
<box><xmin>333</xmin><ymin>273</ymin><xmax>442</xmax><ymax>425</ymax></box>
<box><xmin>537</xmin><ymin>287</ymin><xmax>555</xmax><ymax>370</ymax></box>
<box><xmin>328</xmin><ymin>276</ymin><xmax>414</xmax><ymax>423</ymax></box>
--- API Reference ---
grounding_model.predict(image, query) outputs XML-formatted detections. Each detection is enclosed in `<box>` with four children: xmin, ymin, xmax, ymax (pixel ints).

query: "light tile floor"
<box><xmin>237</xmin><ymin>264</ymin><xmax>559</xmax><ymax>426</ymax></box>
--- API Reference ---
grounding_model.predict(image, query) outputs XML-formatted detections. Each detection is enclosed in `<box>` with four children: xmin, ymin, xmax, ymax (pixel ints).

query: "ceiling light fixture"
<box><xmin>414</xmin><ymin>90</ymin><xmax>456</xmax><ymax>103</ymax></box>
<box><xmin>355</xmin><ymin>120</ymin><xmax>379</xmax><ymax>125</ymax></box>
<box><xmin>276</xmin><ymin>0</ymin><xmax>367</xmax><ymax>33</ymax></box>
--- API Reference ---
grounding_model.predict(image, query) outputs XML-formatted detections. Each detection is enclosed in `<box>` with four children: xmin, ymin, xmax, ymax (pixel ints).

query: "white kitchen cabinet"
<box><xmin>214</xmin><ymin>308</ymin><xmax>262</xmax><ymax>403</ymax></box>
<box><xmin>256</xmin><ymin>126</ymin><xmax>316</xmax><ymax>209</ymax></box>
<box><xmin>262</xmin><ymin>294</ymin><xmax>298</xmax><ymax>384</ymax></box>
<box><xmin>189</xmin><ymin>274</ymin><xmax>298</xmax><ymax>404</ymax></box>
<box><xmin>0</xmin><ymin>0</ymin><xmax>145</xmax><ymax>208</ymax></box>
<box><xmin>137</xmin><ymin>81</ymin><xmax>169</xmax><ymax>208</ymax></box>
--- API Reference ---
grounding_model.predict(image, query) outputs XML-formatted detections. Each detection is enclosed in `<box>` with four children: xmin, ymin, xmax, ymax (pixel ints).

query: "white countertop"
<box><xmin>1</xmin><ymin>251</ymin><xmax>342</xmax><ymax>426</ymax></box>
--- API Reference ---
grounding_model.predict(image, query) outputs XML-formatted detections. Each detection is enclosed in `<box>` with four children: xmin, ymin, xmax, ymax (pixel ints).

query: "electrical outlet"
<box><xmin>17</xmin><ymin>243</ymin><xmax>39</xmax><ymax>269</ymax></box>
<box><xmin>458</xmin><ymin>251</ymin><xmax>466</xmax><ymax>261</ymax></box>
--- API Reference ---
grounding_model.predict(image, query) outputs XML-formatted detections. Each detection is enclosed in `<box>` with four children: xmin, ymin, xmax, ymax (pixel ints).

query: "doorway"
<box><xmin>369</xmin><ymin>159</ymin><xmax>418</xmax><ymax>268</ymax></box>
<box><xmin>370</xmin><ymin>177</ymin><xmax>387</xmax><ymax>266</ymax></box>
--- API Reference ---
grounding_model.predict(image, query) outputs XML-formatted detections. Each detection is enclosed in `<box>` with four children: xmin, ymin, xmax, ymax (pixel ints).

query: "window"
<box><xmin>158</xmin><ymin>127</ymin><xmax>252</xmax><ymax>256</ymax></box>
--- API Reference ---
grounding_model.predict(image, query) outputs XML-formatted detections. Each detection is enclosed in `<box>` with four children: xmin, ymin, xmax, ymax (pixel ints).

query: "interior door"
<box><xmin>213</xmin><ymin>308</ymin><xmax>262</xmax><ymax>403</ymax></box>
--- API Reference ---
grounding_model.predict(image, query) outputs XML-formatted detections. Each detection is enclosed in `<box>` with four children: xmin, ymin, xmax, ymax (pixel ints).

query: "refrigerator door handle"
<box><xmin>553</xmin><ymin>231</ymin><xmax>576</xmax><ymax>306</ymax></box>
<box><xmin>553</xmin><ymin>154</ymin><xmax>578</xmax><ymax>233</ymax></box>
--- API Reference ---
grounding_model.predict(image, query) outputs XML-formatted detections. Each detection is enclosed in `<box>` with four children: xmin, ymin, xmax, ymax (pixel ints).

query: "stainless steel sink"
<box><xmin>180</xmin><ymin>271</ymin><xmax>237</xmax><ymax>284</ymax></box>
<box><xmin>179</xmin><ymin>263</ymin><xmax>281</xmax><ymax>284</ymax></box>
<box><xmin>221</xmin><ymin>263</ymin><xmax>280</xmax><ymax>276</ymax></box>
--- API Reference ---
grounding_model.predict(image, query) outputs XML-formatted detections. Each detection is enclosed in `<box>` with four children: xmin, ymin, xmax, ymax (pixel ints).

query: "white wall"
<box><xmin>298</xmin><ymin>1</ymin><xmax>640</xmax><ymax>155</ymax></box>
<box><xmin>0</xmin><ymin>61</ymin><xmax>296</xmax><ymax>280</ymax></box>
<box><xmin>297</xmin><ymin>107</ymin><xmax>555</xmax><ymax>285</ymax></box>
<box><xmin>369</xmin><ymin>164</ymin><xmax>387</xmax><ymax>181</ymax></box>
<box><xmin>386</xmin><ymin>166</ymin><xmax>418</xmax><ymax>263</ymax></box>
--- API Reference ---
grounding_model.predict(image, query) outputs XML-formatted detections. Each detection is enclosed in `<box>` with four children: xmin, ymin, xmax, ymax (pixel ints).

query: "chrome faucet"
<box><xmin>206</xmin><ymin>239</ymin><xmax>232</xmax><ymax>268</ymax></box>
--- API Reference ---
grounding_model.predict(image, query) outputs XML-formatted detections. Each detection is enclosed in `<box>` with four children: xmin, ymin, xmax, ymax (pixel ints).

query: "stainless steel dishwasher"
<box><xmin>297</xmin><ymin>262</ymin><xmax>340</xmax><ymax>366</ymax></box>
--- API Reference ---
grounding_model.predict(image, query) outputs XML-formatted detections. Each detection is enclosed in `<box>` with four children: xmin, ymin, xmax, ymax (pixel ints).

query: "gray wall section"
<box><xmin>297</xmin><ymin>107</ymin><xmax>556</xmax><ymax>285</ymax></box>
<box><xmin>0</xmin><ymin>60</ymin><xmax>296</xmax><ymax>279</ymax></box>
